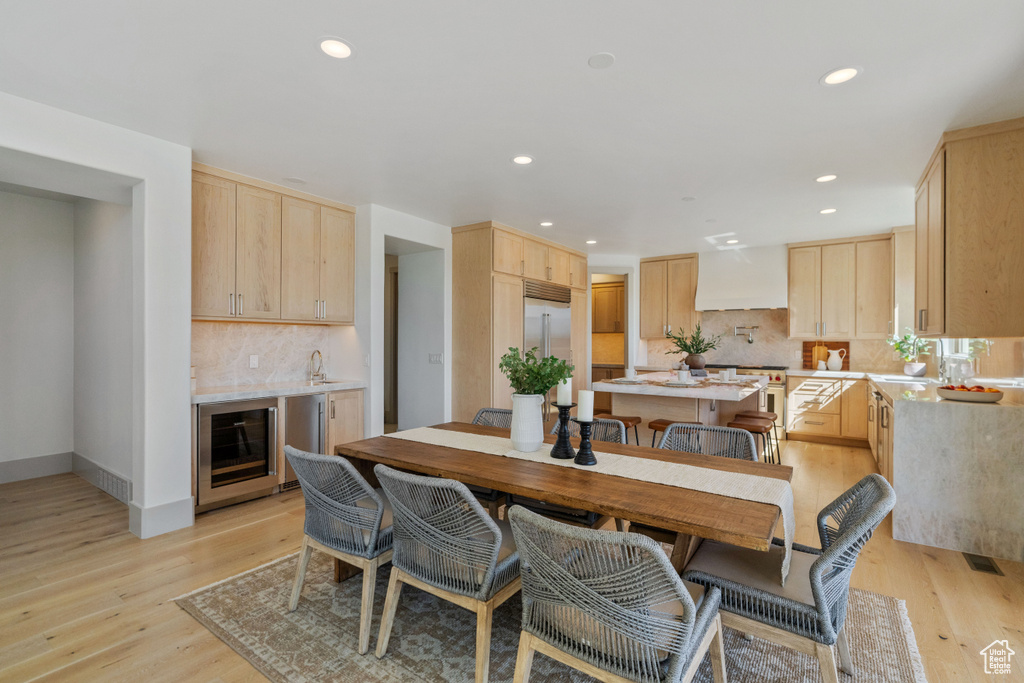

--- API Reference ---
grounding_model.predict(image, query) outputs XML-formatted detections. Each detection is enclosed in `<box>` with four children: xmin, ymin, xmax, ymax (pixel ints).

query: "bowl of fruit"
<box><xmin>936</xmin><ymin>384</ymin><xmax>1003</xmax><ymax>403</ymax></box>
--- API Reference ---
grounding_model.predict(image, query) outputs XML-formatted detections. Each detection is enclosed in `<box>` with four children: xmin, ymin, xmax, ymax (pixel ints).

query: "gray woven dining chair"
<box><xmin>507</xmin><ymin>506</ymin><xmax>727</xmax><ymax>683</ymax></box>
<box><xmin>684</xmin><ymin>473</ymin><xmax>896</xmax><ymax>683</ymax></box>
<box><xmin>374</xmin><ymin>464</ymin><xmax>521</xmax><ymax>683</ymax></box>
<box><xmin>549</xmin><ymin>416</ymin><xmax>628</xmax><ymax>444</ymax></box>
<box><xmin>470</xmin><ymin>407</ymin><xmax>513</xmax><ymax>518</ymax></box>
<box><xmin>284</xmin><ymin>446</ymin><xmax>393</xmax><ymax>655</ymax></box>
<box><xmin>658</xmin><ymin>423</ymin><xmax>758</xmax><ymax>462</ymax></box>
<box><xmin>510</xmin><ymin>416</ymin><xmax>627</xmax><ymax>530</ymax></box>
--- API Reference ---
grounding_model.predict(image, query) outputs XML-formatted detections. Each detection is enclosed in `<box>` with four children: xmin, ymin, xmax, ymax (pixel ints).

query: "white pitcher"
<box><xmin>510</xmin><ymin>393</ymin><xmax>545</xmax><ymax>452</ymax></box>
<box><xmin>826</xmin><ymin>348</ymin><xmax>847</xmax><ymax>371</ymax></box>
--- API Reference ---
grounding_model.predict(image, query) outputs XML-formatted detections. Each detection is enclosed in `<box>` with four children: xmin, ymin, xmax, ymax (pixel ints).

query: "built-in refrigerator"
<box><xmin>523</xmin><ymin>281</ymin><xmax>572</xmax><ymax>421</ymax></box>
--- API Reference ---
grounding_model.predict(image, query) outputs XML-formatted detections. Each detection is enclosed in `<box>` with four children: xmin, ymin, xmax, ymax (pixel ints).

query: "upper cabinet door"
<box><xmin>492</xmin><ymin>229</ymin><xmax>524</xmax><ymax>276</ymax></box>
<box><xmin>523</xmin><ymin>239</ymin><xmax>549</xmax><ymax>282</ymax></box>
<box><xmin>788</xmin><ymin>246</ymin><xmax>821</xmax><ymax>338</ymax></box>
<box><xmin>192</xmin><ymin>173</ymin><xmax>236</xmax><ymax>317</ymax></box>
<box><xmin>915</xmin><ymin>153</ymin><xmax>945</xmax><ymax>335</ymax></box>
<box><xmin>548</xmin><ymin>248</ymin><xmax>571</xmax><ymax>286</ymax></box>
<box><xmin>855</xmin><ymin>238</ymin><xmax>894</xmax><ymax>339</ymax></box>
<box><xmin>320</xmin><ymin>207</ymin><xmax>356</xmax><ymax>324</ymax></box>
<box><xmin>665</xmin><ymin>257</ymin><xmax>697</xmax><ymax>337</ymax></box>
<box><xmin>820</xmin><ymin>243</ymin><xmax>856</xmax><ymax>339</ymax></box>
<box><xmin>569</xmin><ymin>254</ymin><xmax>587</xmax><ymax>289</ymax></box>
<box><xmin>591</xmin><ymin>284</ymin><xmax>620</xmax><ymax>333</ymax></box>
<box><xmin>639</xmin><ymin>260</ymin><xmax>667</xmax><ymax>339</ymax></box>
<box><xmin>235</xmin><ymin>185</ymin><xmax>282</xmax><ymax>319</ymax></box>
<box><xmin>280</xmin><ymin>196</ymin><xmax>321</xmax><ymax>321</ymax></box>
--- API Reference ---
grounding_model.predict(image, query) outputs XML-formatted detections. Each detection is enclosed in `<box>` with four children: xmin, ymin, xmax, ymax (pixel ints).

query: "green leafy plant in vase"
<box><xmin>666</xmin><ymin>323</ymin><xmax>721</xmax><ymax>370</ymax></box>
<box><xmin>499</xmin><ymin>347</ymin><xmax>574</xmax><ymax>451</ymax></box>
<box><xmin>886</xmin><ymin>328</ymin><xmax>931</xmax><ymax>376</ymax></box>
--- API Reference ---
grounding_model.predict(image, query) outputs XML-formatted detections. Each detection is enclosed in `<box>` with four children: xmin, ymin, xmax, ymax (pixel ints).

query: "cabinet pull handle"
<box><xmin>666</xmin><ymin>325</ymin><xmax>671</xmax><ymax>335</ymax></box>
<box><xmin>918</xmin><ymin>309</ymin><xmax>925</xmax><ymax>331</ymax></box>
<box><xmin>322</xmin><ymin>300</ymin><xmax>326</xmax><ymax>319</ymax></box>
<box><xmin>807</xmin><ymin>420</ymin><xmax>825</xmax><ymax>426</ymax></box>
<box><xmin>868</xmin><ymin>404</ymin><xmax>875</xmax><ymax>422</ymax></box>
<box><xmin>888</xmin><ymin>320</ymin><xmax>893</xmax><ymax>335</ymax></box>
<box><xmin>331</xmin><ymin>399</ymin><xmax>335</xmax><ymax>420</ymax></box>
<box><xmin>521</xmin><ymin>260</ymin><xmax>524</xmax><ymax>275</ymax></box>
<box><xmin>822</xmin><ymin>322</ymin><xmax>826</xmax><ymax>336</ymax></box>
<box><xmin>816</xmin><ymin>322</ymin><xmax>820</xmax><ymax>336</ymax></box>
<box><xmin>315</xmin><ymin>300</ymin><xmax>320</xmax><ymax>319</ymax></box>
<box><xmin>570</xmin><ymin>272</ymin><xmax>573</xmax><ymax>286</ymax></box>
<box><xmin>238</xmin><ymin>293</ymin><xmax>243</xmax><ymax>316</ymax></box>
<box><xmin>921</xmin><ymin>309</ymin><xmax>928</xmax><ymax>331</ymax></box>
<box><xmin>229</xmin><ymin>293</ymin><xmax>234</xmax><ymax>316</ymax></box>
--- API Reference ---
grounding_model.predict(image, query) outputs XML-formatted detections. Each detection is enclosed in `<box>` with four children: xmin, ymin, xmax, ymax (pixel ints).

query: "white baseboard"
<box><xmin>72</xmin><ymin>452</ymin><xmax>132</xmax><ymax>504</ymax></box>
<box><xmin>129</xmin><ymin>497</ymin><xmax>194</xmax><ymax>539</ymax></box>
<box><xmin>0</xmin><ymin>451</ymin><xmax>73</xmax><ymax>483</ymax></box>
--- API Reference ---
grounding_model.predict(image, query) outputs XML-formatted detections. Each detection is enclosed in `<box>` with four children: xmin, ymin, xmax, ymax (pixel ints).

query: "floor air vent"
<box><xmin>963</xmin><ymin>553</ymin><xmax>1004</xmax><ymax>576</ymax></box>
<box><xmin>281</xmin><ymin>480</ymin><xmax>302</xmax><ymax>492</ymax></box>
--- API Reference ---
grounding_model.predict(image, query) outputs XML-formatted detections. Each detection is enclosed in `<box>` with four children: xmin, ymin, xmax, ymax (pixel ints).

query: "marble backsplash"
<box><xmin>643</xmin><ymin>309</ymin><xmax>919</xmax><ymax>374</ymax></box>
<box><xmin>191</xmin><ymin>322</ymin><xmax>330</xmax><ymax>389</ymax></box>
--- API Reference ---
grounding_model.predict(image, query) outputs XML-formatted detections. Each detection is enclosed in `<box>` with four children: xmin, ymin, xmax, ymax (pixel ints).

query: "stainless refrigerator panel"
<box><xmin>284</xmin><ymin>394</ymin><xmax>326</xmax><ymax>484</ymax></box>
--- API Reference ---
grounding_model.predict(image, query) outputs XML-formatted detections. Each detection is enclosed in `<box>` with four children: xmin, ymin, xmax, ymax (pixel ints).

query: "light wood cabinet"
<box><xmin>452</xmin><ymin>221</ymin><xmax>587</xmax><ymax>421</ymax></box>
<box><xmin>787</xmin><ymin>376</ymin><xmax>869</xmax><ymax>443</ymax></box>
<box><xmin>192</xmin><ymin>165</ymin><xmax>356</xmax><ymax>325</ymax></box>
<box><xmin>639</xmin><ymin>254</ymin><xmax>698</xmax><ymax>339</ymax></box>
<box><xmin>569</xmin><ymin>254</ymin><xmax>588</xmax><ymax>290</ymax></box>
<box><xmin>592</xmin><ymin>282</ymin><xmax>624</xmax><ymax>333</ymax></box>
<box><xmin>327</xmin><ymin>389</ymin><xmax>364</xmax><ymax>455</ymax></box>
<box><xmin>788</xmin><ymin>237</ymin><xmax>891</xmax><ymax>340</ymax></box>
<box><xmin>192</xmin><ymin>173</ymin><xmax>237</xmax><ymax>317</ymax></box>
<box><xmin>570</xmin><ymin>290</ymin><xmax>588</xmax><ymax>404</ymax></box>
<box><xmin>915</xmin><ymin>153</ymin><xmax>945</xmax><ymax>335</ymax></box>
<box><xmin>235</xmin><ymin>185</ymin><xmax>282</xmax><ymax>319</ymax></box>
<box><xmin>855</xmin><ymin>239</ymin><xmax>894</xmax><ymax>339</ymax></box>
<box><xmin>915</xmin><ymin>119</ymin><xmax>1024</xmax><ymax>337</ymax></box>
<box><xmin>493</xmin><ymin>229</ymin><xmax>524</xmax><ymax>276</ymax></box>
<box><xmin>319</xmin><ymin>207</ymin><xmax>356</xmax><ymax>324</ymax></box>
<box><xmin>840</xmin><ymin>379</ymin><xmax>869</xmax><ymax>440</ymax></box>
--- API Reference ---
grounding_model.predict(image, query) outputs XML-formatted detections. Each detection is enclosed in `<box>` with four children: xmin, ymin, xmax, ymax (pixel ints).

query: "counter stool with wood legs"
<box><xmin>727</xmin><ymin>417</ymin><xmax>776</xmax><ymax>464</ymax></box>
<box><xmin>648</xmin><ymin>418</ymin><xmax>702</xmax><ymax>448</ymax></box>
<box><xmin>594</xmin><ymin>413</ymin><xmax>641</xmax><ymax>445</ymax></box>
<box><xmin>736</xmin><ymin>410</ymin><xmax>781</xmax><ymax>461</ymax></box>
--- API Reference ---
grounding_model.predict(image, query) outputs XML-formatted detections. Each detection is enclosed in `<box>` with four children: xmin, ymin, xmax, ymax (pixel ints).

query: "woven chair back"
<box><xmin>549</xmin><ymin>416</ymin><xmax>627</xmax><ymax>444</ymax></box>
<box><xmin>374</xmin><ymin>464</ymin><xmax>505</xmax><ymax>600</ymax></box>
<box><xmin>472</xmin><ymin>408</ymin><xmax>513</xmax><ymax>429</ymax></box>
<box><xmin>509</xmin><ymin>505</ymin><xmax>699</xmax><ymax>683</ymax></box>
<box><xmin>284</xmin><ymin>446</ymin><xmax>386</xmax><ymax>558</ymax></box>
<box><xmin>658</xmin><ymin>423</ymin><xmax>758</xmax><ymax>461</ymax></box>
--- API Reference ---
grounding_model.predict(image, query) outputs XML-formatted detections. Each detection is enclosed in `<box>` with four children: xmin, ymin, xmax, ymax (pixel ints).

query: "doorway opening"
<box><xmin>383</xmin><ymin>254</ymin><xmax>399</xmax><ymax>433</ymax></box>
<box><xmin>590</xmin><ymin>273</ymin><xmax>629</xmax><ymax>414</ymax></box>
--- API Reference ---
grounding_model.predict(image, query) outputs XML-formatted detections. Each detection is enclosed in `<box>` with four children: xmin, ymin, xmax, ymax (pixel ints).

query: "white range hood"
<box><xmin>694</xmin><ymin>245</ymin><xmax>788</xmax><ymax>311</ymax></box>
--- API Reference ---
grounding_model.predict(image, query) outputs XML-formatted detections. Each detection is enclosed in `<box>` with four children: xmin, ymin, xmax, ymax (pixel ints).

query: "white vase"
<box><xmin>826</xmin><ymin>348</ymin><xmax>846</xmax><ymax>371</ymax></box>
<box><xmin>510</xmin><ymin>393</ymin><xmax>545</xmax><ymax>452</ymax></box>
<box><xmin>904</xmin><ymin>362</ymin><xmax>927</xmax><ymax>377</ymax></box>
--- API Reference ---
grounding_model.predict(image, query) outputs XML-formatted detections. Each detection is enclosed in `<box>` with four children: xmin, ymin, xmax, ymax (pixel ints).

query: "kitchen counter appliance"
<box><xmin>282</xmin><ymin>393</ymin><xmax>326</xmax><ymax>491</ymax></box>
<box><xmin>706</xmin><ymin>364</ymin><xmax>787</xmax><ymax>437</ymax></box>
<box><xmin>197</xmin><ymin>397</ymin><xmax>278</xmax><ymax>512</ymax></box>
<box><xmin>524</xmin><ymin>281</ymin><xmax>572</xmax><ymax>421</ymax></box>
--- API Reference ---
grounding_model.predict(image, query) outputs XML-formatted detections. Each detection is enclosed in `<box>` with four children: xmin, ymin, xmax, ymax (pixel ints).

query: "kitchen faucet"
<box><xmin>309</xmin><ymin>350</ymin><xmax>326</xmax><ymax>383</ymax></box>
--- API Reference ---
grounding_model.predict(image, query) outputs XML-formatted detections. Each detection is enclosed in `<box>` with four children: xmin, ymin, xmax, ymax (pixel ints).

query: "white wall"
<box><xmin>0</xmin><ymin>91</ymin><xmax>193</xmax><ymax>538</ymax></box>
<box><xmin>397</xmin><ymin>249</ymin><xmax>446</xmax><ymax>430</ymax></box>
<box><xmin>74</xmin><ymin>199</ymin><xmax>133</xmax><ymax>481</ymax></box>
<box><xmin>329</xmin><ymin>204</ymin><xmax>452</xmax><ymax>437</ymax></box>
<box><xmin>0</xmin><ymin>191</ymin><xmax>74</xmax><ymax>473</ymax></box>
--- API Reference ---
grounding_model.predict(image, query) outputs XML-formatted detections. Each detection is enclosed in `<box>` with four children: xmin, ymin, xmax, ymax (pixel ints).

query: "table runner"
<box><xmin>385</xmin><ymin>426</ymin><xmax>795</xmax><ymax>584</ymax></box>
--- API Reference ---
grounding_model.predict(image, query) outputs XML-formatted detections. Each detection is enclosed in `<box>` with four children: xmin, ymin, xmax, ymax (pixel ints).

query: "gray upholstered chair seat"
<box><xmin>354</xmin><ymin>488</ymin><xmax>393</xmax><ymax>549</ymax></box>
<box><xmin>684</xmin><ymin>540</ymin><xmax>818</xmax><ymax>606</ymax></box>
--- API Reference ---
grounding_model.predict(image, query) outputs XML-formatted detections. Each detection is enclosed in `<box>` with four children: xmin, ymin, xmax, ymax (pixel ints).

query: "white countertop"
<box><xmin>593</xmin><ymin>372</ymin><xmax>767</xmax><ymax>401</ymax></box>
<box><xmin>787</xmin><ymin>369</ymin><xmax>869</xmax><ymax>379</ymax></box>
<box><xmin>191</xmin><ymin>379</ymin><xmax>367</xmax><ymax>405</ymax></box>
<box><xmin>867</xmin><ymin>377</ymin><xmax>1024</xmax><ymax>407</ymax></box>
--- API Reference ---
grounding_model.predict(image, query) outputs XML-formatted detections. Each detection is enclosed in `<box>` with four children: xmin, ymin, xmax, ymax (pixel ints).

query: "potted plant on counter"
<box><xmin>666</xmin><ymin>323</ymin><xmax>721</xmax><ymax>370</ymax></box>
<box><xmin>498</xmin><ymin>347</ymin><xmax>574</xmax><ymax>451</ymax></box>
<box><xmin>887</xmin><ymin>328</ymin><xmax>931</xmax><ymax>376</ymax></box>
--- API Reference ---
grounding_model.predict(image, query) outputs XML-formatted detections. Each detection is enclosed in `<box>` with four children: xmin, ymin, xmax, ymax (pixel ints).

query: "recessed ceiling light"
<box><xmin>588</xmin><ymin>52</ymin><xmax>615</xmax><ymax>69</ymax></box>
<box><xmin>820</xmin><ymin>208</ymin><xmax>837</xmax><ymax>214</ymax></box>
<box><xmin>816</xmin><ymin>174</ymin><xmax>837</xmax><ymax>183</ymax></box>
<box><xmin>283</xmin><ymin>177</ymin><xmax>307</xmax><ymax>185</ymax></box>
<box><xmin>681</xmin><ymin>196</ymin><xmax>696</xmax><ymax>202</ymax></box>
<box><xmin>320</xmin><ymin>38</ymin><xmax>353</xmax><ymax>59</ymax></box>
<box><xmin>512</xmin><ymin>155</ymin><xmax>534</xmax><ymax>165</ymax></box>
<box><xmin>726</xmin><ymin>239</ymin><xmax>739</xmax><ymax>244</ymax></box>
<box><xmin>820</xmin><ymin>67</ymin><xmax>859</xmax><ymax>86</ymax></box>
<box><xmin>540</xmin><ymin>221</ymin><xmax>553</xmax><ymax>227</ymax></box>
<box><xmin>586</xmin><ymin>240</ymin><xmax>597</xmax><ymax>245</ymax></box>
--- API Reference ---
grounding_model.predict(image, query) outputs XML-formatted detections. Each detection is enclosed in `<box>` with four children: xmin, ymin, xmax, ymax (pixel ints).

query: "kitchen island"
<box><xmin>593</xmin><ymin>372</ymin><xmax>768</xmax><ymax>447</ymax></box>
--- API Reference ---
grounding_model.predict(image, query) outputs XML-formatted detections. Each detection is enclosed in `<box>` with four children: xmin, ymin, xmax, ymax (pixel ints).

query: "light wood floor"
<box><xmin>1</xmin><ymin>441</ymin><xmax>1021</xmax><ymax>682</ymax></box>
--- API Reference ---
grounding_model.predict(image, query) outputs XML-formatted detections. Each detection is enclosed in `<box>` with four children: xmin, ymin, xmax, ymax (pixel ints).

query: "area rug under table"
<box><xmin>176</xmin><ymin>553</ymin><xmax>927</xmax><ymax>682</ymax></box>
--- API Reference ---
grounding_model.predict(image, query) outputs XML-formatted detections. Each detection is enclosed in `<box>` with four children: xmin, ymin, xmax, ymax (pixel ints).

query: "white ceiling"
<box><xmin>3</xmin><ymin>1</ymin><xmax>1024</xmax><ymax>256</ymax></box>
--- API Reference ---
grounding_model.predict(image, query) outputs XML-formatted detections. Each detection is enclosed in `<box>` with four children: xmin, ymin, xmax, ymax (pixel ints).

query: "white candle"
<box><xmin>577</xmin><ymin>390</ymin><xmax>594</xmax><ymax>421</ymax></box>
<box><xmin>556</xmin><ymin>377</ymin><xmax>572</xmax><ymax>405</ymax></box>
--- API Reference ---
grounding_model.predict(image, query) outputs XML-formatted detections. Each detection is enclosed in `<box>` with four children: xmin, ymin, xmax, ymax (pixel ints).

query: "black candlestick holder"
<box><xmin>573</xmin><ymin>419</ymin><xmax>597</xmax><ymax>466</ymax></box>
<box><xmin>550</xmin><ymin>403</ymin><xmax>576</xmax><ymax>459</ymax></box>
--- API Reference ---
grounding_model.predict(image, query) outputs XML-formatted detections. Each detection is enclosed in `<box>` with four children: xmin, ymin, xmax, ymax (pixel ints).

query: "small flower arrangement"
<box><xmin>498</xmin><ymin>347</ymin><xmax>574</xmax><ymax>395</ymax></box>
<box><xmin>886</xmin><ymin>328</ymin><xmax>932</xmax><ymax>362</ymax></box>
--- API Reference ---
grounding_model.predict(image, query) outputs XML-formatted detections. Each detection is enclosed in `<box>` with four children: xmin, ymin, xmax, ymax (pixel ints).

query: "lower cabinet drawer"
<box><xmin>788</xmin><ymin>413</ymin><xmax>841</xmax><ymax>437</ymax></box>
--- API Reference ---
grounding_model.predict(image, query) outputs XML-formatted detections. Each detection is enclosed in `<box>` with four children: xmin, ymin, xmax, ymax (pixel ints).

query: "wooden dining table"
<box><xmin>334</xmin><ymin>421</ymin><xmax>793</xmax><ymax>577</ymax></box>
